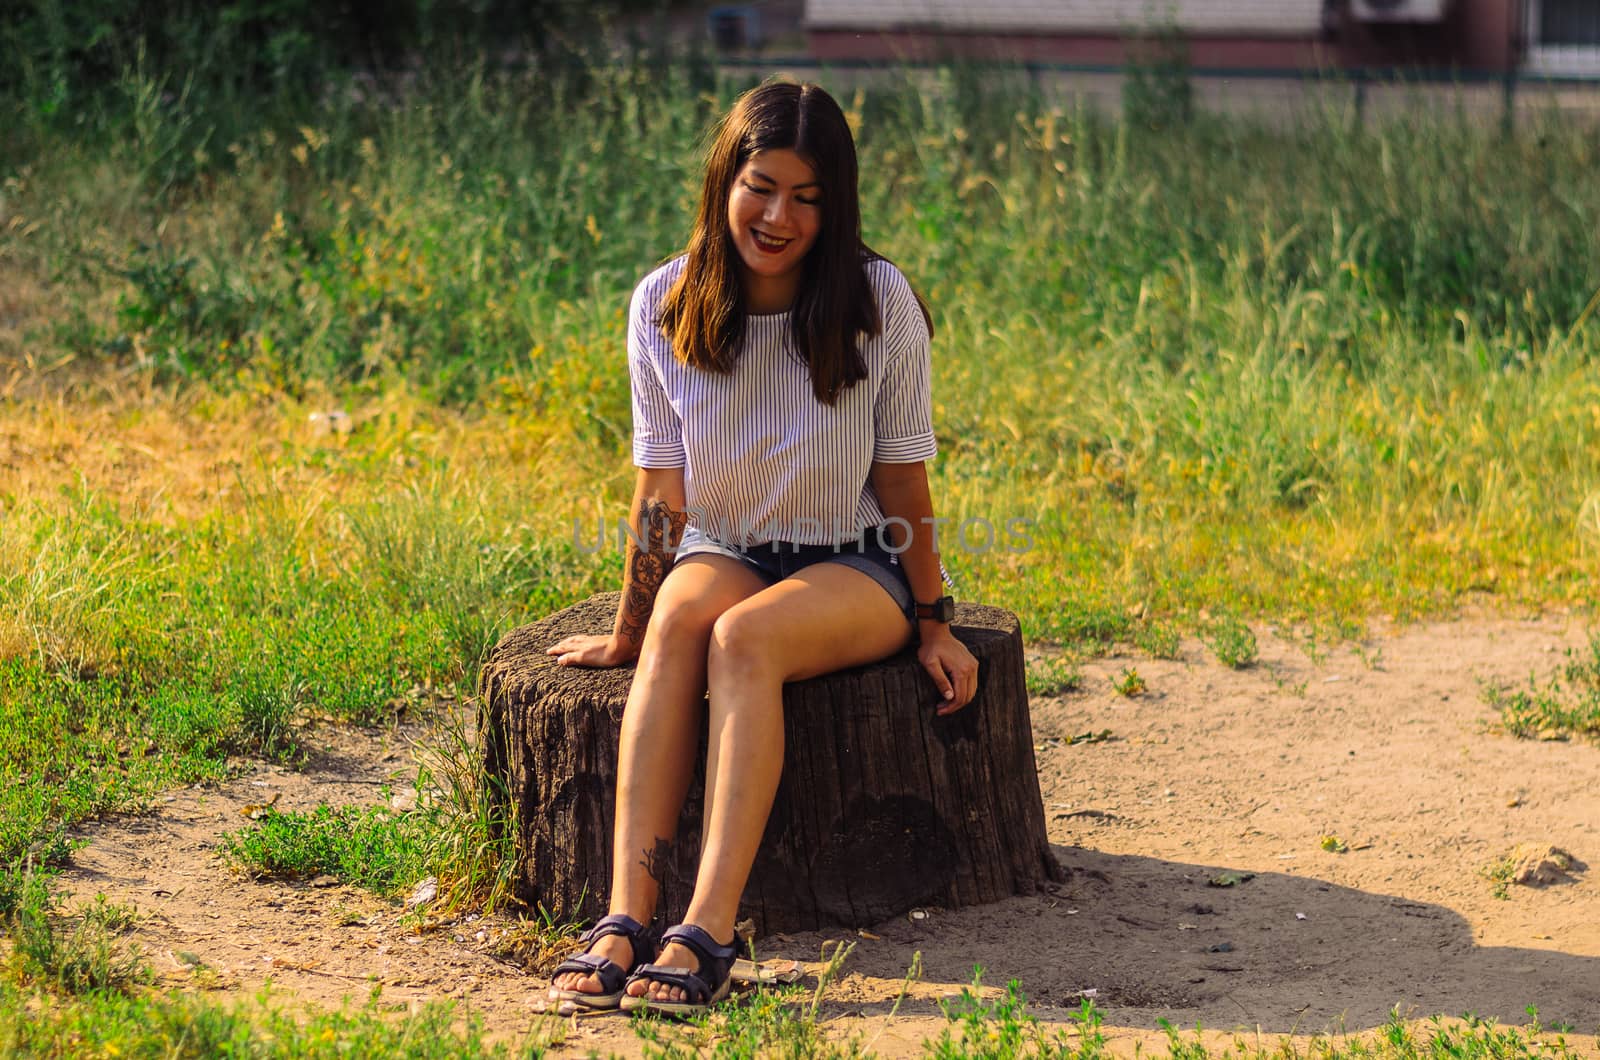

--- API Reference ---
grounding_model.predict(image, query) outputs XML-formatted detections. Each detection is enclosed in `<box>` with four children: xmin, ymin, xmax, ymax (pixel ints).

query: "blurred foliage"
<box><xmin>0</xmin><ymin>0</ymin><xmax>677</xmax><ymax>119</ymax></box>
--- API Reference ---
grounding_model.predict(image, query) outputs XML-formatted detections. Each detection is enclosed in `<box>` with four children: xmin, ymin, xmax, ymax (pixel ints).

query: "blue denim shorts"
<box><xmin>675</xmin><ymin>524</ymin><xmax>915</xmax><ymax>624</ymax></box>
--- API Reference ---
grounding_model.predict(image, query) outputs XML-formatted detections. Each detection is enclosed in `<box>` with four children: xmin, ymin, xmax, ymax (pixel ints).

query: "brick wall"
<box><xmin>803</xmin><ymin>0</ymin><xmax>1324</xmax><ymax>36</ymax></box>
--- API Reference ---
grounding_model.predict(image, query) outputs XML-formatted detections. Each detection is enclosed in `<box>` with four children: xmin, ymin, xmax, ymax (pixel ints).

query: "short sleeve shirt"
<box><xmin>628</xmin><ymin>256</ymin><xmax>936</xmax><ymax>547</ymax></box>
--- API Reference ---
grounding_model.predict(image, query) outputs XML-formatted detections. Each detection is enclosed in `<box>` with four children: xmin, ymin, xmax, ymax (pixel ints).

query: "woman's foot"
<box><xmin>625</xmin><ymin>938</ymin><xmax>699</xmax><ymax>1003</ymax></box>
<box><xmin>620</xmin><ymin>924</ymin><xmax>737</xmax><ymax>1014</ymax></box>
<box><xmin>547</xmin><ymin>913</ymin><xmax>655</xmax><ymax>1010</ymax></box>
<box><xmin>550</xmin><ymin>933</ymin><xmax>635</xmax><ymax>995</ymax></box>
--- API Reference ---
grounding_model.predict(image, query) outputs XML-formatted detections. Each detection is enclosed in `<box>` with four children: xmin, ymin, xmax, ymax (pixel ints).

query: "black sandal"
<box><xmin>547</xmin><ymin>913</ymin><xmax>657</xmax><ymax>1011</ymax></box>
<box><xmin>620</xmin><ymin>922</ymin><xmax>738</xmax><ymax>1016</ymax></box>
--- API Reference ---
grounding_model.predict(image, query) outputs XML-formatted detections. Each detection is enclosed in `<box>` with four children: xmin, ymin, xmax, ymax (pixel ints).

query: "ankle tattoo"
<box><xmin>639</xmin><ymin>836</ymin><xmax>672</xmax><ymax>885</ymax></box>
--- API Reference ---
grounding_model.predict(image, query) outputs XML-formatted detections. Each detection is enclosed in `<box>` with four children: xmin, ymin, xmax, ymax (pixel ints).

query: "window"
<box><xmin>1537</xmin><ymin>0</ymin><xmax>1600</xmax><ymax>46</ymax></box>
<box><xmin>1526</xmin><ymin>0</ymin><xmax>1600</xmax><ymax>74</ymax></box>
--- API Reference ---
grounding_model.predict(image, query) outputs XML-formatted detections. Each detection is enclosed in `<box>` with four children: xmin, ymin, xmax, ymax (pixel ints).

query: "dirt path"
<box><xmin>59</xmin><ymin>617</ymin><xmax>1600</xmax><ymax>1055</ymax></box>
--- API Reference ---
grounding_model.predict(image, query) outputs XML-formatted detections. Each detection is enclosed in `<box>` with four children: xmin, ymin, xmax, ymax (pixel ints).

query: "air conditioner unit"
<box><xmin>1351</xmin><ymin>0</ymin><xmax>1450</xmax><ymax>21</ymax></box>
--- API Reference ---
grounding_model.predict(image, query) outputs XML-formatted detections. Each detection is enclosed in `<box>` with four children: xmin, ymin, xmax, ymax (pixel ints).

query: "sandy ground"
<box><xmin>58</xmin><ymin>616</ymin><xmax>1600</xmax><ymax>1056</ymax></box>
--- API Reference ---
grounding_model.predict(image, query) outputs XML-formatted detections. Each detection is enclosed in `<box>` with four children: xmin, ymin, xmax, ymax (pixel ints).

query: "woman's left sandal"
<box><xmin>547</xmin><ymin>913</ymin><xmax>657</xmax><ymax>1012</ymax></box>
<box><xmin>619</xmin><ymin>923</ymin><xmax>738</xmax><ymax>1017</ymax></box>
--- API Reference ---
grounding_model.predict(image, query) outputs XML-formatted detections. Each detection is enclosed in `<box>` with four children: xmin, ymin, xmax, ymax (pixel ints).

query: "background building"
<box><xmin>800</xmin><ymin>0</ymin><xmax>1600</xmax><ymax>76</ymax></box>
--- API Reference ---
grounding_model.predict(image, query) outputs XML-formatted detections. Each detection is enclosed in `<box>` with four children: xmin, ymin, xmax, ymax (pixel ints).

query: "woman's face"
<box><xmin>726</xmin><ymin>148</ymin><xmax>822</xmax><ymax>309</ymax></box>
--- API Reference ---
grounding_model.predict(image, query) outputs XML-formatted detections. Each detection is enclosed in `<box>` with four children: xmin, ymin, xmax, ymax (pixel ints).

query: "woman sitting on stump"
<box><xmin>544</xmin><ymin>80</ymin><xmax>977</xmax><ymax>1016</ymax></box>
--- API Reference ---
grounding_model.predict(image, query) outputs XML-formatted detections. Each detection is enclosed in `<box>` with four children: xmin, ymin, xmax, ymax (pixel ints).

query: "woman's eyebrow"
<box><xmin>748</xmin><ymin>168</ymin><xmax>821</xmax><ymax>190</ymax></box>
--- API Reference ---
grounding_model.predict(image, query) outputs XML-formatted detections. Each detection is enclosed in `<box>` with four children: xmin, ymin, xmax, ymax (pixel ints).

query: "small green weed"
<box><xmin>1485</xmin><ymin>635</ymin><xmax>1600</xmax><ymax>742</ymax></box>
<box><xmin>632</xmin><ymin>939</ymin><xmax>865</xmax><ymax>1059</ymax></box>
<box><xmin>1207</xmin><ymin>618</ymin><xmax>1259</xmax><ymax>670</ymax></box>
<box><xmin>1482</xmin><ymin>850</ymin><xmax>1518</xmax><ymax>900</ymax></box>
<box><xmin>407</xmin><ymin>710</ymin><xmax>519</xmax><ymax>917</ymax></box>
<box><xmin>633</xmin><ymin>984</ymin><xmax>868</xmax><ymax>1060</ymax></box>
<box><xmin>1027</xmin><ymin>656</ymin><xmax>1083</xmax><ymax>697</ymax></box>
<box><xmin>927</xmin><ymin>973</ymin><xmax>1107</xmax><ymax>1059</ymax></box>
<box><xmin>1134</xmin><ymin>621</ymin><xmax>1183</xmax><ymax>660</ymax></box>
<box><xmin>2</xmin><ymin>872</ymin><xmax>147</xmax><ymax>995</ymax></box>
<box><xmin>1112</xmin><ymin>667</ymin><xmax>1147</xmax><ymax>697</ymax></box>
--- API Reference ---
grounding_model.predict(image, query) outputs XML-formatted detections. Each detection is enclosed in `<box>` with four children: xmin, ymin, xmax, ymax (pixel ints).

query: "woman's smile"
<box><xmin>750</xmin><ymin>229</ymin><xmax>793</xmax><ymax>253</ymax></box>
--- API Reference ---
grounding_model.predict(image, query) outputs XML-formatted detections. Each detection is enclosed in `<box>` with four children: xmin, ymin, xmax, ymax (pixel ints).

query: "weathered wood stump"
<box><xmin>480</xmin><ymin>592</ymin><xmax>1063</xmax><ymax>933</ymax></box>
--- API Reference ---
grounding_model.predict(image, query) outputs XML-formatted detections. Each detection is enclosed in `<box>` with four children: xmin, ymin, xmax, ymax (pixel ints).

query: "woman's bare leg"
<box><xmin>631</xmin><ymin>563</ymin><xmax>914</xmax><ymax>1001</ymax></box>
<box><xmin>553</xmin><ymin>554</ymin><xmax>766</xmax><ymax>995</ymax></box>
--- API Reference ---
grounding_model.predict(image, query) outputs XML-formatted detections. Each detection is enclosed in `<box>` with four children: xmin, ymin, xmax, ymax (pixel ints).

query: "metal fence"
<box><xmin>718</xmin><ymin>55</ymin><xmax>1600</xmax><ymax>128</ymax></box>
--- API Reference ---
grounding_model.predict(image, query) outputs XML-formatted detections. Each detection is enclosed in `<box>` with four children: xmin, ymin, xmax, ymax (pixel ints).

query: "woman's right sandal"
<box><xmin>619</xmin><ymin>923</ymin><xmax>738</xmax><ymax>1016</ymax></box>
<box><xmin>547</xmin><ymin>913</ymin><xmax>657</xmax><ymax>1011</ymax></box>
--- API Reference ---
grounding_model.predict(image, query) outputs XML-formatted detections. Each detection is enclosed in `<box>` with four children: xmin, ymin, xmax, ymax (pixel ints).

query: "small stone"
<box><xmin>406</xmin><ymin>876</ymin><xmax>439</xmax><ymax>909</ymax></box>
<box><xmin>1512</xmin><ymin>846</ymin><xmax>1585</xmax><ymax>887</ymax></box>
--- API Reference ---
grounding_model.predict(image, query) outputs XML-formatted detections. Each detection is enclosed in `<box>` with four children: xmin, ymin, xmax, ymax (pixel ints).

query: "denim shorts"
<box><xmin>675</xmin><ymin>524</ymin><xmax>915</xmax><ymax>624</ymax></box>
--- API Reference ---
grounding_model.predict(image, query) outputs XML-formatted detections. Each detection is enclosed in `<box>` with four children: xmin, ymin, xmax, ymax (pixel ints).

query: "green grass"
<box><xmin>0</xmin><ymin>978</ymin><xmax>558</xmax><ymax>1058</ymax></box>
<box><xmin>6</xmin><ymin>62</ymin><xmax>1600</xmax><ymax>631</ymax></box>
<box><xmin>1026</xmin><ymin>655</ymin><xmax>1084</xmax><ymax>697</ymax></box>
<box><xmin>220</xmin><ymin>713</ymin><xmax>517</xmax><ymax>910</ymax></box>
<box><xmin>0</xmin><ymin>496</ymin><xmax>532</xmax><ymax>891</ymax></box>
<box><xmin>221</xmin><ymin>804</ymin><xmax>437</xmax><ymax>896</ymax></box>
<box><xmin>928</xmin><ymin>977</ymin><xmax>1591</xmax><ymax>1060</ymax></box>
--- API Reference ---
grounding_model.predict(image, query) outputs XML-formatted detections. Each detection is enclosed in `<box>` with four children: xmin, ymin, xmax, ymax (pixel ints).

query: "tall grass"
<box><xmin>9</xmin><ymin>63</ymin><xmax>1596</xmax><ymax>623</ymax></box>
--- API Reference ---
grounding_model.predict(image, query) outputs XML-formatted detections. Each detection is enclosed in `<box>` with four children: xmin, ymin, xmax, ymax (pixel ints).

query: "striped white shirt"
<box><xmin>629</xmin><ymin>255</ymin><xmax>937</xmax><ymax>547</ymax></box>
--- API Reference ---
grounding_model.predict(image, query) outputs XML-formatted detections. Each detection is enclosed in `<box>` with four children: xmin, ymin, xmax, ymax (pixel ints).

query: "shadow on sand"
<box><xmin>798</xmin><ymin>845</ymin><xmax>1598</xmax><ymax>1035</ymax></box>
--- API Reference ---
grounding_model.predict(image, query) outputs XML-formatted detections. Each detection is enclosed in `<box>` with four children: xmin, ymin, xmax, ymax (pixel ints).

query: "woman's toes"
<box><xmin>553</xmin><ymin>972</ymin><xmax>598</xmax><ymax>995</ymax></box>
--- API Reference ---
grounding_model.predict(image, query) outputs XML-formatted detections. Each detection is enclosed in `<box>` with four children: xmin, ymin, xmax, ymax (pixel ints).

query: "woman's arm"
<box><xmin>870</xmin><ymin>459</ymin><xmax>978</xmax><ymax>713</ymax></box>
<box><xmin>547</xmin><ymin>466</ymin><xmax>688</xmax><ymax>668</ymax></box>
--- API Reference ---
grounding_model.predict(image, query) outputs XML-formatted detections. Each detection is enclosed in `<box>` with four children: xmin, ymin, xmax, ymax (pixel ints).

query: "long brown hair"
<box><xmin>657</xmin><ymin>80</ymin><xmax>891</xmax><ymax>405</ymax></box>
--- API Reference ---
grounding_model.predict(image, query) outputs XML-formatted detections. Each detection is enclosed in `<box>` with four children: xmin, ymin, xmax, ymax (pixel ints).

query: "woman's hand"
<box><xmin>917</xmin><ymin>626</ymin><xmax>978</xmax><ymax>714</ymax></box>
<box><xmin>545</xmin><ymin>634</ymin><xmax>638</xmax><ymax>669</ymax></box>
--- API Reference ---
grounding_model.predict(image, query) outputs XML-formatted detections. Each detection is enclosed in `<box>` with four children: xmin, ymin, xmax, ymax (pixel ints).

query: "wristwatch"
<box><xmin>913</xmin><ymin>595</ymin><xmax>956</xmax><ymax>623</ymax></box>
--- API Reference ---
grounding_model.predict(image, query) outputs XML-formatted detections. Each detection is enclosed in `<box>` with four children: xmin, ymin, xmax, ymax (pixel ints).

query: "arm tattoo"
<box><xmin>616</xmin><ymin>497</ymin><xmax>687</xmax><ymax>647</ymax></box>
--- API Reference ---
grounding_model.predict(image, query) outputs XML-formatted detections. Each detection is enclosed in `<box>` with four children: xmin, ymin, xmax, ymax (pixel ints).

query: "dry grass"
<box><xmin>0</xmin><ymin>380</ymin><xmax>593</xmax><ymax>522</ymax></box>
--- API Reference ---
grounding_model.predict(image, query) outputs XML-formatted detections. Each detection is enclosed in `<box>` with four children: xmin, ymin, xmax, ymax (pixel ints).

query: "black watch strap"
<box><xmin>913</xmin><ymin>595</ymin><xmax>955</xmax><ymax>623</ymax></box>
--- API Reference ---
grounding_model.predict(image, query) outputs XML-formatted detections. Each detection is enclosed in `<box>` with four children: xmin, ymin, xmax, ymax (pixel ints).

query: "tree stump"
<box><xmin>480</xmin><ymin>592</ymin><xmax>1063</xmax><ymax>933</ymax></box>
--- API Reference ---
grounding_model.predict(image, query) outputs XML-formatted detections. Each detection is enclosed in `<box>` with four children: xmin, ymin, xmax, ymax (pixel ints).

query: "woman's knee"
<box><xmin>649</xmin><ymin>559</ymin><xmax>765</xmax><ymax>645</ymax></box>
<box><xmin>707</xmin><ymin>608</ymin><xmax>779</xmax><ymax>678</ymax></box>
<box><xmin>647</xmin><ymin>591</ymin><xmax>724</xmax><ymax>648</ymax></box>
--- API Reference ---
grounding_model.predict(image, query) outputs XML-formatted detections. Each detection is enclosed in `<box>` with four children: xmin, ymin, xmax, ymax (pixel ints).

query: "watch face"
<box><xmin>937</xmin><ymin>596</ymin><xmax>955</xmax><ymax>622</ymax></box>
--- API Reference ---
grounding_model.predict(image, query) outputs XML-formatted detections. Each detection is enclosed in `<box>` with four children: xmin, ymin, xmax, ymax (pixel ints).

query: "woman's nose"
<box><xmin>763</xmin><ymin>194</ymin><xmax>790</xmax><ymax>227</ymax></box>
